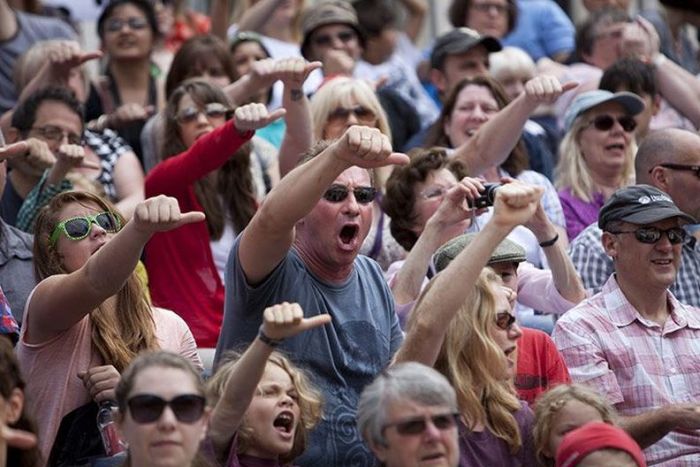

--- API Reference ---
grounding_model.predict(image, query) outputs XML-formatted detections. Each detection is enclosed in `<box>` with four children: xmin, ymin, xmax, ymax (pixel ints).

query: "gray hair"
<box><xmin>357</xmin><ymin>362</ymin><xmax>458</xmax><ymax>447</ymax></box>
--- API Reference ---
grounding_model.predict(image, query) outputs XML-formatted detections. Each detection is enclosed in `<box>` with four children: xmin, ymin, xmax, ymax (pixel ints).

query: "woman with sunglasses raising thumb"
<box><xmin>16</xmin><ymin>192</ymin><xmax>205</xmax><ymax>465</ymax></box>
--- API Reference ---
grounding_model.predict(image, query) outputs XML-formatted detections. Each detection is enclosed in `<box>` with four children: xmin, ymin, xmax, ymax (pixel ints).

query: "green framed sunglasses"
<box><xmin>50</xmin><ymin>212</ymin><xmax>121</xmax><ymax>246</ymax></box>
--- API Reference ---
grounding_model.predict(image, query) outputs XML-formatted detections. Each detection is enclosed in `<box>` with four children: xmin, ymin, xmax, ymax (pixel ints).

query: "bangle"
<box><xmin>258</xmin><ymin>328</ymin><xmax>283</xmax><ymax>347</ymax></box>
<box><xmin>539</xmin><ymin>233</ymin><xmax>559</xmax><ymax>248</ymax></box>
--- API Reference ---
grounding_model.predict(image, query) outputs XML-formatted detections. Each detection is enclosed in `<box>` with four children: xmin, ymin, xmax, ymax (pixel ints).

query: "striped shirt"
<box><xmin>569</xmin><ymin>223</ymin><xmax>700</xmax><ymax>307</ymax></box>
<box><xmin>553</xmin><ymin>275</ymin><xmax>700</xmax><ymax>465</ymax></box>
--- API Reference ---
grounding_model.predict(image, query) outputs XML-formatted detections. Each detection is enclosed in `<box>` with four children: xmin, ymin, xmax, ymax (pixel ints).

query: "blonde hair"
<box><xmin>555</xmin><ymin>113</ymin><xmax>636</xmax><ymax>202</ymax></box>
<box><xmin>13</xmin><ymin>39</ymin><xmax>88</xmax><ymax>97</ymax></box>
<box><xmin>533</xmin><ymin>383</ymin><xmax>617</xmax><ymax>466</ymax></box>
<box><xmin>310</xmin><ymin>77</ymin><xmax>392</xmax><ymax>142</ymax></box>
<box><xmin>489</xmin><ymin>46</ymin><xmax>535</xmax><ymax>83</ymax></box>
<box><xmin>434</xmin><ymin>268</ymin><xmax>524</xmax><ymax>453</ymax></box>
<box><xmin>33</xmin><ymin>191</ymin><xmax>158</xmax><ymax>372</ymax></box>
<box><xmin>208</xmin><ymin>350</ymin><xmax>323</xmax><ymax>464</ymax></box>
<box><xmin>231</xmin><ymin>0</ymin><xmax>306</xmax><ymax>43</ymax></box>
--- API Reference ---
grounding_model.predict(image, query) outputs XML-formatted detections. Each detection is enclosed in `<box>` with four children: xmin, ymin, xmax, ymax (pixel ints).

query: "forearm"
<box><xmin>208</xmin><ymin>0</ymin><xmax>230</xmax><ymax>41</ymax></box>
<box><xmin>454</xmin><ymin>94</ymin><xmax>536</xmax><ymax>175</ymax></box>
<box><xmin>237</xmin><ymin>0</ymin><xmax>285</xmax><ymax>33</ymax></box>
<box><xmin>536</xmin><ymin>228</ymin><xmax>586</xmax><ymax>304</ymax></box>
<box><xmin>210</xmin><ymin>338</ymin><xmax>272</xmax><ymax>453</ymax></box>
<box><xmin>619</xmin><ymin>410</ymin><xmax>673</xmax><ymax>449</ymax></box>
<box><xmin>395</xmin><ymin>221</ymin><xmax>511</xmax><ymax>366</ymax></box>
<box><xmin>391</xmin><ymin>223</ymin><xmax>444</xmax><ymax>305</ymax></box>
<box><xmin>655</xmin><ymin>56</ymin><xmax>700</xmax><ymax>129</ymax></box>
<box><xmin>278</xmin><ymin>86</ymin><xmax>312</xmax><ymax>177</ymax></box>
<box><xmin>399</xmin><ymin>0</ymin><xmax>428</xmax><ymax>43</ymax></box>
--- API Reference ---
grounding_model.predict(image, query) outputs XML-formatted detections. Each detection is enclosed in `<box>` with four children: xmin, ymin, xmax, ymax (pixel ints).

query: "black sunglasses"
<box><xmin>176</xmin><ymin>103</ymin><xmax>231</xmax><ymax>124</ymax></box>
<box><xmin>586</xmin><ymin>114</ymin><xmax>637</xmax><ymax>133</ymax></box>
<box><xmin>495</xmin><ymin>312</ymin><xmax>517</xmax><ymax>331</ymax></box>
<box><xmin>328</xmin><ymin>105</ymin><xmax>377</xmax><ymax>124</ymax></box>
<box><xmin>652</xmin><ymin>163</ymin><xmax>700</xmax><ymax>178</ymax></box>
<box><xmin>383</xmin><ymin>412</ymin><xmax>460</xmax><ymax>436</ymax></box>
<box><xmin>127</xmin><ymin>394</ymin><xmax>206</xmax><ymax>424</ymax></box>
<box><xmin>312</xmin><ymin>30</ymin><xmax>357</xmax><ymax>47</ymax></box>
<box><xmin>609</xmin><ymin>226</ymin><xmax>689</xmax><ymax>245</ymax></box>
<box><xmin>322</xmin><ymin>185</ymin><xmax>377</xmax><ymax>204</ymax></box>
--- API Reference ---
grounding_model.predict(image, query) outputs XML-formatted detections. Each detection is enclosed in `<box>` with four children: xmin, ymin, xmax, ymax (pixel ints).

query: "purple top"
<box><xmin>557</xmin><ymin>188</ymin><xmax>605</xmax><ymax>241</ymax></box>
<box><xmin>201</xmin><ymin>434</ymin><xmax>294</xmax><ymax>467</ymax></box>
<box><xmin>458</xmin><ymin>402</ymin><xmax>536</xmax><ymax>467</ymax></box>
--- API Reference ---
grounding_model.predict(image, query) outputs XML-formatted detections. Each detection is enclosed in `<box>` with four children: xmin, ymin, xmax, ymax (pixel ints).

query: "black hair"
<box><xmin>599</xmin><ymin>57</ymin><xmax>656</xmax><ymax>98</ymax></box>
<box><xmin>11</xmin><ymin>86</ymin><xmax>84</xmax><ymax>135</ymax></box>
<box><xmin>97</xmin><ymin>0</ymin><xmax>159</xmax><ymax>40</ymax></box>
<box><xmin>353</xmin><ymin>0</ymin><xmax>397</xmax><ymax>38</ymax></box>
<box><xmin>574</xmin><ymin>7</ymin><xmax>630</xmax><ymax>62</ymax></box>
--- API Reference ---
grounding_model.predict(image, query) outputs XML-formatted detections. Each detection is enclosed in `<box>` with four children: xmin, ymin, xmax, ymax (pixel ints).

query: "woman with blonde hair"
<box><xmin>395</xmin><ymin>181</ymin><xmax>545</xmax><ymax>465</ymax></box>
<box><xmin>16</xmin><ymin>192</ymin><xmax>203</xmax><ymax>462</ymax></box>
<box><xmin>555</xmin><ymin>90</ymin><xmax>644</xmax><ymax>240</ymax></box>
<box><xmin>533</xmin><ymin>384</ymin><xmax>618</xmax><ymax>466</ymax></box>
<box><xmin>205</xmin><ymin>302</ymin><xmax>327</xmax><ymax>466</ymax></box>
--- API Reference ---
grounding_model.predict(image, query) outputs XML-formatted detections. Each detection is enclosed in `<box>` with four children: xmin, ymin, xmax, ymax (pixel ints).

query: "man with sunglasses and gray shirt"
<box><xmin>554</xmin><ymin>184</ymin><xmax>700</xmax><ymax>465</ymax></box>
<box><xmin>570</xmin><ymin>128</ymin><xmax>700</xmax><ymax>307</ymax></box>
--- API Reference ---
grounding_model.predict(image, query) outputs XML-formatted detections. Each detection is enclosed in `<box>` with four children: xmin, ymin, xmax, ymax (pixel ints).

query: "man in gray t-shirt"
<box><xmin>0</xmin><ymin>1</ymin><xmax>76</xmax><ymax>113</ymax></box>
<box><xmin>216</xmin><ymin>126</ymin><xmax>408</xmax><ymax>467</ymax></box>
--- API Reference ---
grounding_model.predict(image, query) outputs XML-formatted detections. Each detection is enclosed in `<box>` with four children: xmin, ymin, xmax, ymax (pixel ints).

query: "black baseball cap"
<box><xmin>430</xmin><ymin>27</ymin><xmax>502</xmax><ymax>70</ymax></box>
<box><xmin>598</xmin><ymin>185</ymin><xmax>696</xmax><ymax>231</ymax></box>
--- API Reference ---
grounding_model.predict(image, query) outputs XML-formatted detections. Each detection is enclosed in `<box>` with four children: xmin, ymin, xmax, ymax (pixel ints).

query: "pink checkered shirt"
<box><xmin>553</xmin><ymin>275</ymin><xmax>700</xmax><ymax>466</ymax></box>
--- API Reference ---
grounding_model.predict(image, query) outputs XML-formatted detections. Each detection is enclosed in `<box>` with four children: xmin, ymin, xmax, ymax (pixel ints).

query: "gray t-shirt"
<box><xmin>0</xmin><ymin>218</ymin><xmax>34</xmax><ymax>324</ymax></box>
<box><xmin>216</xmin><ymin>237</ymin><xmax>403</xmax><ymax>467</ymax></box>
<box><xmin>0</xmin><ymin>10</ymin><xmax>75</xmax><ymax>113</ymax></box>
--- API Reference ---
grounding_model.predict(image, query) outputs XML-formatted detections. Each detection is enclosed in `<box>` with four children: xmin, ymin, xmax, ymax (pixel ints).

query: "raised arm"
<box><xmin>391</xmin><ymin>177</ymin><xmax>484</xmax><ymax>305</ymax></box>
<box><xmin>208</xmin><ymin>302</ymin><xmax>331</xmax><ymax>458</ymax></box>
<box><xmin>453</xmin><ymin>76</ymin><xmax>577</xmax><ymax>176</ymax></box>
<box><xmin>25</xmin><ymin>196</ymin><xmax>206</xmax><ymax>343</ymax></box>
<box><xmin>398</xmin><ymin>0</ymin><xmax>428</xmax><ymax>44</ymax></box>
<box><xmin>224</xmin><ymin>58</ymin><xmax>283</xmax><ymax>107</ymax></box>
<box><xmin>394</xmin><ymin>182</ymin><xmax>543</xmax><ymax>366</ymax></box>
<box><xmin>238</xmin><ymin>126</ymin><xmax>409</xmax><ymax>285</ymax></box>
<box><xmin>276</xmin><ymin>59</ymin><xmax>322</xmax><ymax>177</ymax></box>
<box><xmin>208</xmin><ymin>0</ymin><xmax>230</xmax><ymax>41</ymax></box>
<box><xmin>235</xmin><ymin>0</ymin><xmax>287</xmax><ymax>34</ymax></box>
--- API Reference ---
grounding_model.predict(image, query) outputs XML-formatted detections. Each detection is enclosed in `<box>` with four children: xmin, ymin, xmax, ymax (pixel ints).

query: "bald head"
<box><xmin>635</xmin><ymin>128</ymin><xmax>700</xmax><ymax>184</ymax></box>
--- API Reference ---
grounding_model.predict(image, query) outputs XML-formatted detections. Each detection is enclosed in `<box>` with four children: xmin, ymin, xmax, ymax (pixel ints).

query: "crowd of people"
<box><xmin>0</xmin><ymin>0</ymin><xmax>699</xmax><ymax>466</ymax></box>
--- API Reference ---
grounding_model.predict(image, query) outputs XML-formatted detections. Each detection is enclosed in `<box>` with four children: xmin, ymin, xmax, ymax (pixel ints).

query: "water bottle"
<box><xmin>97</xmin><ymin>400</ymin><xmax>125</xmax><ymax>456</ymax></box>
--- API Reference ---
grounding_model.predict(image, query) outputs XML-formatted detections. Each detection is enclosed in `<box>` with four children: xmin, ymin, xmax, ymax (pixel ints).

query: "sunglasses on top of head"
<box><xmin>322</xmin><ymin>185</ymin><xmax>377</xmax><ymax>204</ymax></box>
<box><xmin>50</xmin><ymin>212</ymin><xmax>121</xmax><ymax>246</ymax></box>
<box><xmin>176</xmin><ymin>103</ymin><xmax>232</xmax><ymax>124</ymax></box>
<box><xmin>495</xmin><ymin>311</ymin><xmax>517</xmax><ymax>331</ymax></box>
<box><xmin>382</xmin><ymin>412</ymin><xmax>460</xmax><ymax>437</ymax></box>
<box><xmin>126</xmin><ymin>394</ymin><xmax>206</xmax><ymax>424</ymax></box>
<box><xmin>585</xmin><ymin>114</ymin><xmax>637</xmax><ymax>133</ymax></box>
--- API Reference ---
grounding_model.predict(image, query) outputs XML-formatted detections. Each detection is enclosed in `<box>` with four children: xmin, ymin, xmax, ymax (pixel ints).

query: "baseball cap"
<box><xmin>434</xmin><ymin>233</ymin><xmax>526</xmax><ymax>273</ymax></box>
<box><xmin>300</xmin><ymin>0</ymin><xmax>364</xmax><ymax>60</ymax></box>
<box><xmin>430</xmin><ymin>27</ymin><xmax>502</xmax><ymax>70</ymax></box>
<box><xmin>556</xmin><ymin>422</ymin><xmax>646</xmax><ymax>467</ymax></box>
<box><xmin>563</xmin><ymin>90</ymin><xmax>644</xmax><ymax>132</ymax></box>
<box><xmin>598</xmin><ymin>185</ymin><xmax>696</xmax><ymax>231</ymax></box>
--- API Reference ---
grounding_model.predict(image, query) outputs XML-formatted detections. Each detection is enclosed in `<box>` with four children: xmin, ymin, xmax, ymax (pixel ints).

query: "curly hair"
<box><xmin>208</xmin><ymin>350</ymin><xmax>323</xmax><ymax>465</ymax></box>
<box><xmin>33</xmin><ymin>191</ymin><xmax>159</xmax><ymax>372</ymax></box>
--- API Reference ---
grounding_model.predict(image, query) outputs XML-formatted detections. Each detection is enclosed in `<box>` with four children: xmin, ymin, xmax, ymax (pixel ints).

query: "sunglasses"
<box><xmin>495</xmin><ymin>311</ymin><xmax>517</xmax><ymax>330</ymax></box>
<box><xmin>31</xmin><ymin>125</ymin><xmax>82</xmax><ymax>146</ymax></box>
<box><xmin>176</xmin><ymin>103</ymin><xmax>231</xmax><ymax>124</ymax></box>
<box><xmin>654</xmin><ymin>163</ymin><xmax>700</xmax><ymax>179</ymax></box>
<box><xmin>472</xmin><ymin>1</ymin><xmax>509</xmax><ymax>14</ymax></box>
<box><xmin>322</xmin><ymin>185</ymin><xmax>377</xmax><ymax>204</ymax></box>
<box><xmin>105</xmin><ymin>17</ymin><xmax>149</xmax><ymax>33</ymax></box>
<box><xmin>383</xmin><ymin>412</ymin><xmax>460</xmax><ymax>436</ymax></box>
<box><xmin>312</xmin><ymin>30</ymin><xmax>357</xmax><ymax>47</ymax></box>
<box><xmin>328</xmin><ymin>105</ymin><xmax>377</xmax><ymax>125</ymax></box>
<box><xmin>609</xmin><ymin>226</ymin><xmax>689</xmax><ymax>245</ymax></box>
<box><xmin>127</xmin><ymin>394</ymin><xmax>206</xmax><ymax>424</ymax></box>
<box><xmin>586</xmin><ymin>114</ymin><xmax>637</xmax><ymax>133</ymax></box>
<box><xmin>50</xmin><ymin>212</ymin><xmax>121</xmax><ymax>246</ymax></box>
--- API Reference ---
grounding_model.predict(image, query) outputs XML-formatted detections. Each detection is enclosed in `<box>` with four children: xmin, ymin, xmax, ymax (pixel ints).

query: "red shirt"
<box><xmin>145</xmin><ymin>120</ymin><xmax>252</xmax><ymax>347</ymax></box>
<box><xmin>515</xmin><ymin>327</ymin><xmax>571</xmax><ymax>405</ymax></box>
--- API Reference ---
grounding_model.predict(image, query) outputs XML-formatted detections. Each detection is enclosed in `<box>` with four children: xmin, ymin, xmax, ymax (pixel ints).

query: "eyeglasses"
<box><xmin>382</xmin><ymin>412</ymin><xmax>460</xmax><ymax>436</ymax></box>
<box><xmin>328</xmin><ymin>105</ymin><xmax>377</xmax><ymax>125</ymax></box>
<box><xmin>50</xmin><ymin>212</ymin><xmax>121</xmax><ymax>246</ymax></box>
<box><xmin>104</xmin><ymin>17</ymin><xmax>149</xmax><ymax>33</ymax></box>
<box><xmin>471</xmin><ymin>2</ymin><xmax>509</xmax><ymax>14</ymax></box>
<box><xmin>585</xmin><ymin>114</ymin><xmax>637</xmax><ymax>133</ymax></box>
<box><xmin>322</xmin><ymin>185</ymin><xmax>377</xmax><ymax>204</ymax></box>
<box><xmin>31</xmin><ymin>125</ymin><xmax>82</xmax><ymax>146</ymax></box>
<box><xmin>609</xmin><ymin>226</ymin><xmax>689</xmax><ymax>245</ymax></box>
<box><xmin>495</xmin><ymin>311</ymin><xmax>517</xmax><ymax>330</ymax></box>
<box><xmin>652</xmin><ymin>163</ymin><xmax>700</xmax><ymax>178</ymax></box>
<box><xmin>176</xmin><ymin>103</ymin><xmax>231</xmax><ymax>124</ymax></box>
<box><xmin>419</xmin><ymin>185</ymin><xmax>451</xmax><ymax>200</ymax></box>
<box><xmin>126</xmin><ymin>394</ymin><xmax>206</xmax><ymax>424</ymax></box>
<box><xmin>312</xmin><ymin>30</ymin><xmax>357</xmax><ymax>47</ymax></box>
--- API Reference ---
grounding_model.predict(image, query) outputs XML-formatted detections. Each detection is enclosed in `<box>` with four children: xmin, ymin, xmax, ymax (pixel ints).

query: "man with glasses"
<box><xmin>554</xmin><ymin>184</ymin><xmax>700</xmax><ymax>465</ymax></box>
<box><xmin>1</xmin><ymin>86</ymin><xmax>89</xmax><ymax>228</ymax></box>
<box><xmin>215</xmin><ymin>125</ymin><xmax>409</xmax><ymax>466</ymax></box>
<box><xmin>570</xmin><ymin>128</ymin><xmax>700</xmax><ymax>307</ymax></box>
